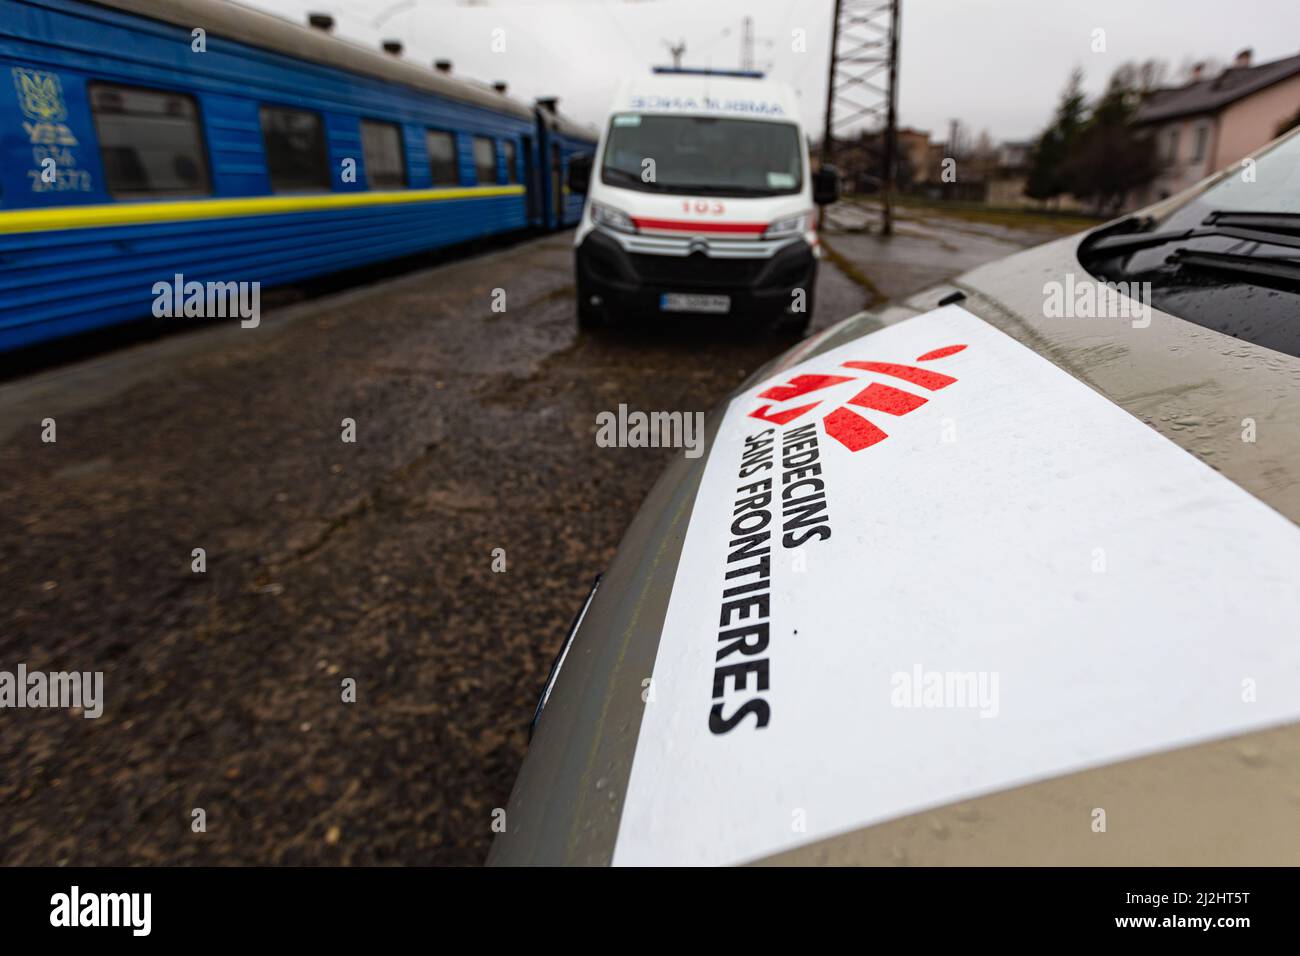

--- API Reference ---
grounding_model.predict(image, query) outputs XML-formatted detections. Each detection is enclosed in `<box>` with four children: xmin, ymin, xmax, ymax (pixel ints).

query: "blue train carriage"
<box><xmin>535</xmin><ymin>98</ymin><xmax>598</xmax><ymax>230</ymax></box>
<box><xmin>0</xmin><ymin>0</ymin><xmax>545</xmax><ymax>351</ymax></box>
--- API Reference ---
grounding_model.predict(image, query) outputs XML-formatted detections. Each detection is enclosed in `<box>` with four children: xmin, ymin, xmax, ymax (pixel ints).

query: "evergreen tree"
<box><xmin>1064</xmin><ymin>64</ymin><xmax>1161</xmax><ymax>213</ymax></box>
<box><xmin>1026</xmin><ymin>68</ymin><xmax>1087</xmax><ymax>201</ymax></box>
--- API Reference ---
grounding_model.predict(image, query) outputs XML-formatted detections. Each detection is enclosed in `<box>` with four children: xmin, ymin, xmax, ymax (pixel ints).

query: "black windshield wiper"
<box><xmin>1084</xmin><ymin>222</ymin><xmax>1300</xmax><ymax>258</ymax></box>
<box><xmin>602</xmin><ymin>167</ymin><xmax>662</xmax><ymax>190</ymax></box>
<box><xmin>658</xmin><ymin>183</ymin><xmax>787</xmax><ymax>197</ymax></box>
<box><xmin>600</xmin><ymin>169</ymin><xmax>788</xmax><ymax>197</ymax></box>
<box><xmin>1202</xmin><ymin>210</ymin><xmax>1300</xmax><ymax>234</ymax></box>
<box><xmin>1166</xmin><ymin>248</ymin><xmax>1300</xmax><ymax>286</ymax></box>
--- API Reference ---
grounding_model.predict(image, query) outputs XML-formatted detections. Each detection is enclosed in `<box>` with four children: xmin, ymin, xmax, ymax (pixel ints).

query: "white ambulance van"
<box><xmin>566</xmin><ymin>68</ymin><xmax>839</xmax><ymax>333</ymax></box>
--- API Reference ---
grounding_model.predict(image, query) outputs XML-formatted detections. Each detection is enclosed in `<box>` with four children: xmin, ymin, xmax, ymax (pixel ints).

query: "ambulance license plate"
<box><xmin>660</xmin><ymin>293</ymin><xmax>731</xmax><ymax>314</ymax></box>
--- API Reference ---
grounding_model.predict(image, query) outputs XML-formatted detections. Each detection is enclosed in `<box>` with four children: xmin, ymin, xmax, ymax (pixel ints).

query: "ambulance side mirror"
<box><xmin>814</xmin><ymin>165</ymin><xmax>840</xmax><ymax>206</ymax></box>
<box><xmin>567</xmin><ymin>153</ymin><xmax>593</xmax><ymax>194</ymax></box>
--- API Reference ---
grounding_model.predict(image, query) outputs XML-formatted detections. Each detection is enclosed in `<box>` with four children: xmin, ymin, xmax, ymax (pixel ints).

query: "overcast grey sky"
<box><xmin>242</xmin><ymin>0</ymin><xmax>1300</xmax><ymax>143</ymax></box>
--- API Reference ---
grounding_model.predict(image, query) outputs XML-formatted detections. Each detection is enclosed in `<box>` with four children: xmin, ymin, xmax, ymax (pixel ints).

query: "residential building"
<box><xmin>1126</xmin><ymin>48</ymin><xmax>1300</xmax><ymax>209</ymax></box>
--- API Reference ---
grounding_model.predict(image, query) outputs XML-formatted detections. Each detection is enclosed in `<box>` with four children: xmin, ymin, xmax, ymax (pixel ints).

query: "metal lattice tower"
<box><xmin>820</xmin><ymin>0</ymin><xmax>900</xmax><ymax>234</ymax></box>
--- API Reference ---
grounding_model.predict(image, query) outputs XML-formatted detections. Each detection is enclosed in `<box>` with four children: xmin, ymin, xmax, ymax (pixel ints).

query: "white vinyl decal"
<box><xmin>612</xmin><ymin>304</ymin><xmax>1300</xmax><ymax>866</ymax></box>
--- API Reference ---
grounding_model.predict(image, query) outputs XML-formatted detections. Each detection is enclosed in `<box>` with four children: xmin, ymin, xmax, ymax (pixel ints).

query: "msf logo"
<box><xmin>747</xmin><ymin>344</ymin><xmax>966</xmax><ymax>451</ymax></box>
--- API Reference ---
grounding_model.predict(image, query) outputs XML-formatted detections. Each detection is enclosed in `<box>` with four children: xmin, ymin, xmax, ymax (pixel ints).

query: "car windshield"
<box><xmin>1078</xmin><ymin>130</ymin><xmax>1300</xmax><ymax>358</ymax></box>
<box><xmin>601</xmin><ymin>113</ymin><xmax>802</xmax><ymax>197</ymax></box>
<box><xmin>1173</xmin><ymin>130</ymin><xmax>1300</xmax><ymax>214</ymax></box>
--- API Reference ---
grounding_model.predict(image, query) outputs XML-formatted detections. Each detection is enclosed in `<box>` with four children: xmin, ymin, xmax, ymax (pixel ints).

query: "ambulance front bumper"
<box><xmin>576</xmin><ymin>229</ymin><xmax>817</xmax><ymax>321</ymax></box>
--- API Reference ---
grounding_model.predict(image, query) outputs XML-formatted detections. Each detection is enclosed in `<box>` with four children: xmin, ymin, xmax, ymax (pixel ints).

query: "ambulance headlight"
<box><xmin>764</xmin><ymin>213</ymin><xmax>809</xmax><ymax>240</ymax></box>
<box><xmin>591</xmin><ymin>201</ymin><xmax>637</xmax><ymax>234</ymax></box>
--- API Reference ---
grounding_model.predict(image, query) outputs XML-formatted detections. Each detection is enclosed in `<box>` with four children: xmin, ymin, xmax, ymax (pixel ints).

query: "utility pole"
<box><xmin>881</xmin><ymin>0</ymin><xmax>900</xmax><ymax>235</ymax></box>
<box><xmin>818</xmin><ymin>0</ymin><xmax>842</xmax><ymax>231</ymax></box>
<box><xmin>723</xmin><ymin>17</ymin><xmax>772</xmax><ymax>73</ymax></box>
<box><xmin>820</xmin><ymin>0</ymin><xmax>900</xmax><ymax>235</ymax></box>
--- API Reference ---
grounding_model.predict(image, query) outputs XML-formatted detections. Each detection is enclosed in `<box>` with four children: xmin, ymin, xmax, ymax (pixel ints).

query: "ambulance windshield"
<box><xmin>601</xmin><ymin>113</ymin><xmax>803</xmax><ymax>197</ymax></box>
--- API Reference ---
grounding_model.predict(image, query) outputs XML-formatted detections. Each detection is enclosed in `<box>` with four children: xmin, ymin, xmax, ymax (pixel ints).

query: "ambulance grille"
<box><xmin>628</xmin><ymin>252</ymin><xmax>767</xmax><ymax>288</ymax></box>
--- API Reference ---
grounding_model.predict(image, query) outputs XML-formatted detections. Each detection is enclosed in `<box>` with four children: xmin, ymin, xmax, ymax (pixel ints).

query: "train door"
<box><xmin>551</xmin><ymin>142</ymin><xmax>563</xmax><ymax>225</ymax></box>
<box><xmin>522</xmin><ymin>135</ymin><xmax>537</xmax><ymax>223</ymax></box>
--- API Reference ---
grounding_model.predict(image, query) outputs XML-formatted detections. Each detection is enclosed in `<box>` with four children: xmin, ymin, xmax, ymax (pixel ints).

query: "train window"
<box><xmin>361</xmin><ymin>119</ymin><xmax>407</xmax><ymax>189</ymax></box>
<box><xmin>473</xmin><ymin>136</ymin><xmax>499</xmax><ymax>185</ymax></box>
<box><xmin>426</xmin><ymin>130</ymin><xmax>459</xmax><ymax>186</ymax></box>
<box><xmin>502</xmin><ymin>139</ymin><xmax>518</xmax><ymax>184</ymax></box>
<box><xmin>259</xmin><ymin>106</ymin><xmax>330</xmax><ymax>192</ymax></box>
<box><xmin>88</xmin><ymin>83</ymin><xmax>211</xmax><ymax>197</ymax></box>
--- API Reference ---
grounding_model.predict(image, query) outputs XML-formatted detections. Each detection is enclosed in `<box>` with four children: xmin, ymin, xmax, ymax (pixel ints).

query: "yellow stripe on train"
<box><xmin>0</xmin><ymin>185</ymin><xmax>527</xmax><ymax>235</ymax></box>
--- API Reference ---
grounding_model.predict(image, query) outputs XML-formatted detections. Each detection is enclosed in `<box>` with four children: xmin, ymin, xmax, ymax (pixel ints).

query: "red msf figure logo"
<box><xmin>747</xmin><ymin>344</ymin><xmax>967</xmax><ymax>451</ymax></box>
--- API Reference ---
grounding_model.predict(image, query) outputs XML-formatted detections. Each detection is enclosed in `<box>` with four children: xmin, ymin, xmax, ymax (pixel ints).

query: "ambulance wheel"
<box><xmin>576</xmin><ymin>284</ymin><xmax>606</xmax><ymax>331</ymax></box>
<box><xmin>772</xmin><ymin>282</ymin><xmax>814</xmax><ymax>336</ymax></box>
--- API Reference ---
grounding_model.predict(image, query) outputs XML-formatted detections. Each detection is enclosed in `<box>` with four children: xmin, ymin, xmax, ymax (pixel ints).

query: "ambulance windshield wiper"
<box><xmin>663</xmin><ymin>183</ymin><xmax>788</xmax><ymax>197</ymax></box>
<box><xmin>1082</xmin><ymin>212</ymin><xmax>1300</xmax><ymax>258</ymax></box>
<box><xmin>602</xmin><ymin>167</ymin><xmax>663</xmax><ymax>190</ymax></box>
<box><xmin>601</xmin><ymin>167</ymin><xmax>785</xmax><ymax>197</ymax></box>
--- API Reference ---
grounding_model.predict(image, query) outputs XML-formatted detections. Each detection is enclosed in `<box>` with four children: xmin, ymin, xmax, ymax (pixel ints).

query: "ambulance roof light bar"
<box><xmin>652</xmin><ymin>67</ymin><xmax>766</xmax><ymax>79</ymax></box>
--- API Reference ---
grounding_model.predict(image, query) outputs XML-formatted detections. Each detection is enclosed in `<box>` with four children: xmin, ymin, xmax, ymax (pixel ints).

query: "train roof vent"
<box><xmin>382</xmin><ymin>40</ymin><xmax>403</xmax><ymax>57</ymax></box>
<box><xmin>307</xmin><ymin>13</ymin><xmax>334</xmax><ymax>32</ymax></box>
<box><xmin>435</xmin><ymin>59</ymin><xmax>453</xmax><ymax>73</ymax></box>
<box><xmin>493</xmin><ymin>81</ymin><xmax>508</xmax><ymax>94</ymax></box>
<box><xmin>536</xmin><ymin>97</ymin><xmax>558</xmax><ymax>113</ymax></box>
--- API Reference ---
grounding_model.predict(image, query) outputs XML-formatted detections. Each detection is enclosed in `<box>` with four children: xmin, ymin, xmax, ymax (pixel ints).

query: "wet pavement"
<box><xmin>0</xmin><ymin>209</ymin><xmax>1070</xmax><ymax>864</ymax></box>
<box><xmin>823</xmin><ymin>200</ymin><xmax>1091</xmax><ymax>302</ymax></box>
